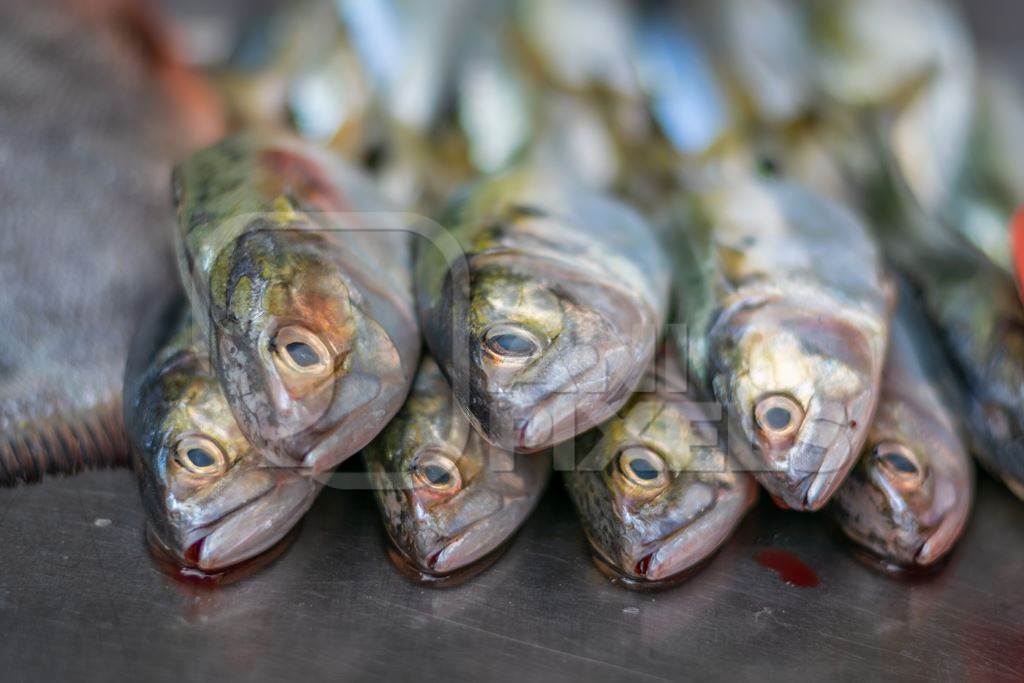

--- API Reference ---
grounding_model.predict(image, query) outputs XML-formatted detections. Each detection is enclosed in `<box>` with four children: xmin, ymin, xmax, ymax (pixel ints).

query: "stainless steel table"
<box><xmin>1</xmin><ymin>466</ymin><xmax>1021</xmax><ymax>682</ymax></box>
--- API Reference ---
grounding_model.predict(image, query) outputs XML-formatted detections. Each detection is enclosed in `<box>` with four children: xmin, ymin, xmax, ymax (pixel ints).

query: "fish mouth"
<box><xmin>912</xmin><ymin>505</ymin><xmax>971</xmax><ymax>567</ymax></box>
<box><xmin>165</xmin><ymin>472</ymin><xmax>318</xmax><ymax>571</ymax></box>
<box><xmin>396</xmin><ymin>489</ymin><xmax>540</xmax><ymax>576</ymax></box>
<box><xmin>789</xmin><ymin>455</ymin><xmax>855</xmax><ymax>512</ymax></box>
<box><xmin>624</xmin><ymin>479</ymin><xmax>757</xmax><ymax>583</ymax></box>
<box><xmin>758</xmin><ymin>399</ymin><xmax>874</xmax><ymax>511</ymax></box>
<box><xmin>423</xmin><ymin>495</ymin><xmax>536</xmax><ymax>575</ymax></box>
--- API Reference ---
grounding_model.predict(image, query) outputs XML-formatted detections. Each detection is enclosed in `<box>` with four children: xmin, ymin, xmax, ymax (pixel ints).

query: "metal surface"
<box><xmin>0</xmin><ymin>465</ymin><xmax>1022</xmax><ymax>681</ymax></box>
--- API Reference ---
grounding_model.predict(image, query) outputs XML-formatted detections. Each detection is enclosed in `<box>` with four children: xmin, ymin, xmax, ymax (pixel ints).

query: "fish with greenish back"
<box><xmin>667</xmin><ymin>176</ymin><xmax>892</xmax><ymax>511</ymax></box>
<box><xmin>173</xmin><ymin>132</ymin><xmax>420</xmax><ymax>473</ymax></box>
<box><xmin>364</xmin><ymin>356</ymin><xmax>549</xmax><ymax>578</ymax></box>
<box><xmin>416</xmin><ymin>169</ymin><xmax>670</xmax><ymax>452</ymax></box>
<box><xmin>125</xmin><ymin>298</ymin><xmax>320</xmax><ymax>572</ymax></box>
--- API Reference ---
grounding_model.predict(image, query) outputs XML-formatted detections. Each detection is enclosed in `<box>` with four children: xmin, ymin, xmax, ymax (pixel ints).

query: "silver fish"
<box><xmin>564</xmin><ymin>349</ymin><xmax>757</xmax><ymax>586</ymax></box>
<box><xmin>873</xmin><ymin>159</ymin><xmax>1024</xmax><ymax>501</ymax></box>
<box><xmin>951</xmin><ymin>63</ymin><xmax>1024</xmax><ymax>272</ymax></box>
<box><xmin>810</xmin><ymin>0</ymin><xmax>976</xmax><ymax>215</ymax></box>
<box><xmin>668</xmin><ymin>177</ymin><xmax>892</xmax><ymax>511</ymax></box>
<box><xmin>830</xmin><ymin>290</ymin><xmax>974</xmax><ymax>568</ymax></box>
<box><xmin>124</xmin><ymin>299</ymin><xmax>319</xmax><ymax>572</ymax></box>
<box><xmin>631</xmin><ymin>2</ymin><xmax>732</xmax><ymax>157</ymax></box>
<box><xmin>174</xmin><ymin>132</ymin><xmax>420</xmax><ymax>472</ymax></box>
<box><xmin>365</xmin><ymin>356</ymin><xmax>549</xmax><ymax>577</ymax></box>
<box><xmin>416</xmin><ymin>169</ymin><xmax>670</xmax><ymax>452</ymax></box>
<box><xmin>700</xmin><ymin>0</ymin><xmax>816</xmax><ymax>125</ymax></box>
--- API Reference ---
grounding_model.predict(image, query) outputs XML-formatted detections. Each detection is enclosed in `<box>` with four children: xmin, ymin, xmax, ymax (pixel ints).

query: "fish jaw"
<box><xmin>404</xmin><ymin>471</ymin><xmax>547</xmax><ymax>575</ymax></box>
<box><xmin>628</xmin><ymin>476</ymin><xmax>758</xmax><ymax>582</ymax></box>
<box><xmin>152</xmin><ymin>466</ymin><xmax>318</xmax><ymax>571</ymax></box>
<box><xmin>421</xmin><ymin>504</ymin><xmax>522</xmax><ymax>575</ymax></box>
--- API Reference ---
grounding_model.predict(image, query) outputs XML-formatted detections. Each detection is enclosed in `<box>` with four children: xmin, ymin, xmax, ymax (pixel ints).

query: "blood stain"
<box><xmin>755</xmin><ymin>548</ymin><xmax>820</xmax><ymax>588</ymax></box>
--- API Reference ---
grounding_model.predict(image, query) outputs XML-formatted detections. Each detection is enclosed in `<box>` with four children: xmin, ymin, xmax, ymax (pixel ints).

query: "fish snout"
<box><xmin>161</xmin><ymin>469</ymin><xmax>317</xmax><ymax>571</ymax></box>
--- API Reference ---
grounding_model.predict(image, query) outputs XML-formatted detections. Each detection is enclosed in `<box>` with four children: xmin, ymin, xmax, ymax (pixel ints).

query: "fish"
<box><xmin>173</xmin><ymin>132</ymin><xmax>420</xmax><ymax>472</ymax></box>
<box><xmin>667</xmin><ymin>176</ymin><xmax>892</xmax><ymax>511</ymax></box>
<box><xmin>950</xmin><ymin>64</ymin><xmax>1024</xmax><ymax>273</ymax></box>
<box><xmin>364</xmin><ymin>356</ymin><xmax>549</xmax><ymax>578</ymax></box>
<box><xmin>830</xmin><ymin>289</ymin><xmax>974</xmax><ymax>568</ymax></box>
<box><xmin>0</xmin><ymin>0</ymin><xmax>222</xmax><ymax>484</ymax></box>
<box><xmin>871</xmin><ymin>161</ymin><xmax>1024</xmax><ymax>501</ymax></box>
<box><xmin>564</xmin><ymin>349</ymin><xmax>757</xmax><ymax>586</ymax></box>
<box><xmin>416</xmin><ymin>169</ymin><xmax>671</xmax><ymax>452</ymax></box>
<box><xmin>214</xmin><ymin>0</ymin><xmax>476</xmax><ymax>205</ymax></box>
<box><xmin>630</xmin><ymin>2</ymin><xmax>733</xmax><ymax>158</ymax></box>
<box><xmin>809</xmin><ymin>0</ymin><xmax>976</xmax><ymax>215</ymax></box>
<box><xmin>515</xmin><ymin>0</ymin><xmax>642</xmax><ymax>102</ymax></box>
<box><xmin>699</xmin><ymin>0</ymin><xmax>816</xmax><ymax>125</ymax></box>
<box><xmin>124</xmin><ymin>297</ymin><xmax>320</xmax><ymax>572</ymax></box>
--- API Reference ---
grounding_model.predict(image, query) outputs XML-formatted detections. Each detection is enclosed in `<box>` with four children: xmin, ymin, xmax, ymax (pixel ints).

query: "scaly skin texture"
<box><xmin>870</xmin><ymin>149</ymin><xmax>1024</xmax><ymax>503</ymax></box>
<box><xmin>364</xmin><ymin>357</ymin><xmax>550</xmax><ymax>576</ymax></box>
<box><xmin>0</xmin><ymin>0</ymin><xmax>222</xmax><ymax>484</ymax></box>
<box><xmin>564</xmin><ymin>350</ymin><xmax>757</xmax><ymax>584</ymax></box>
<box><xmin>416</xmin><ymin>169</ymin><xmax>670</xmax><ymax>452</ymax></box>
<box><xmin>669</xmin><ymin>177</ymin><xmax>892</xmax><ymax>511</ymax></box>
<box><xmin>174</xmin><ymin>132</ymin><xmax>420</xmax><ymax>472</ymax></box>
<box><xmin>830</xmin><ymin>293</ymin><xmax>974</xmax><ymax>567</ymax></box>
<box><xmin>124</xmin><ymin>299</ymin><xmax>320</xmax><ymax>572</ymax></box>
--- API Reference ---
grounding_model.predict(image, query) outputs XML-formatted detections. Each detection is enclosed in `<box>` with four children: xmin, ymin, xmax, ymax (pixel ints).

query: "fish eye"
<box><xmin>482</xmin><ymin>323</ymin><xmax>545</xmax><ymax>363</ymax></box>
<box><xmin>754</xmin><ymin>394</ymin><xmax>804</xmax><ymax>442</ymax></box>
<box><xmin>271</xmin><ymin>325</ymin><xmax>333</xmax><ymax>376</ymax></box>
<box><xmin>616</xmin><ymin>446</ymin><xmax>670</xmax><ymax>491</ymax></box>
<box><xmin>174</xmin><ymin>435</ymin><xmax>227</xmax><ymax>476</ymax></box>
<box><xmin>412</xmin><ymin>450</ymin><xmax>463</xmax><ymax>495</ymax></box>
<box><xmin>873</xmin><ymin>441</ymin><xmax>925</xmax><ymax>489</ymax></box>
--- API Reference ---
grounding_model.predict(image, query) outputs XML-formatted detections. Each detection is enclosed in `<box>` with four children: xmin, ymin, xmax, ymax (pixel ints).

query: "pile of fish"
<box><xmin>7</xmin><ymin>0</ymin><xmax>1024</xmax><ymax>589</ymax></box>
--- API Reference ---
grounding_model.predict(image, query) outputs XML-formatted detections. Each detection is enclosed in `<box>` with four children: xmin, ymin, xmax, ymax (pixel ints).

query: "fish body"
<box><xmin>124</xmin><ymin>298</ymin><xmax>320</xmax><ymax>572</ymax></box>
<box><xmin>868</xmin><ymin>145</ymin><xmax>1024</xmax><ymax>501</ymax></box>
<box><xmin>564</xmin><ymin>350</ymin><xmax>757</xmax><ymax>585</ymax></box>
<box><xmin>0</xmin><ymin>0</ymin><xmax>220</xmax><ymax>484</ymax></box>
<box><xmin>701</xmin><ymin>0</ymin><xmax>816</xmax><ymax>125</ymax></box>
<box><xmin>416</xmin><ymin>169</ymin><xmax>670</xmax><ymax>452</ymax></box>
<box><xmin>631</xmin><ymin>2</ymin><xmax>732</xmax><ymax>158</ymax></box>
<box><xmin>830</xmin><ymin>290</ymin><xmax>973</xmax><ymax>567</ymax></box>
<box><xmin>668</xmin><ymin>177</ymin><xmax>891</xmax><ymax>510</ymax></box>
<box><xmin>810</xmin><ymin>0</ymin><xmax>976</xmax><ymax>215</ymax></box>
<box><xmin>174</xmin><ymin>132</ymin><xmax>420</xmax><ymax>472</ymax></box>
<box><xmin>951</xmin><ymin>64</ymin><xmax>1024</xmax><ymax>272</ymax></box>
<box><xmin>364</xmin><ymin>356</ymin><xmax>549</xmax><ymax>576</ymax></box>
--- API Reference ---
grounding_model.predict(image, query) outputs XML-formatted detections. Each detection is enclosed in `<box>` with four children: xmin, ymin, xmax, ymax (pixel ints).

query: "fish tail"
<box><xmin>0</xmin><ymin>401</ymin><xmax>130</xmax><ymax>486</ymax></box>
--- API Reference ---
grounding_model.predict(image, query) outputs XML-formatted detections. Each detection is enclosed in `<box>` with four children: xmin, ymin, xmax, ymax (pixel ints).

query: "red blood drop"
<box><xmin>184</xmin><ymin>537</ymin><xmax>205</xmax><ymax>567</ymax></box>
<box><xmin>634</xmin><ymin>553</ymin><xmax>654</xmax><ymax>577</ymax></box>
<box><xmin>755</xmin><ymin>548</ymin><xmax>819</xmax><ymax>588</ymax></box>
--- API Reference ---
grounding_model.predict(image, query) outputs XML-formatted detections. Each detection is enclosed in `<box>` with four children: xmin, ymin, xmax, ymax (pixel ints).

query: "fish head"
<box><xmin>569</xmin><ymin>376</ymin><xmax>757</xmax><ymax>583</ymax></box>
<box><xmin>711</xmin><ymin>296</ymin><xmax>885</xmax><ymax>510</ymax></box>
<box><xmin>434</xmin><ymin>247</ymin><xmax>652</xmax><ymax>452</ymax></box>
<box><xmin>834</xmin><ymin>401</ymin><xmax>973</xmax><ymax>567</ymax></box>
<box><xmin>208</xmin><ymin>224</ymin><xmax>404</xmax><ymax>467</ymax></box>
<box><xmin>133</xmin><ymin>353</ymin><xmax>318</xmax><ymax>572</ymax></box>
<box><xmin>367</xmin><ymin>360</ymin><xmax>549</xmax><ymax>575</ymax></box>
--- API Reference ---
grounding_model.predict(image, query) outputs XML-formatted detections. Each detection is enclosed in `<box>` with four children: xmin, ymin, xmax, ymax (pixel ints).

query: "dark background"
<box><xmin>3</xmin><ymin>2</ymin><xmax>1023</xmax><ymax>681</ymax></box>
